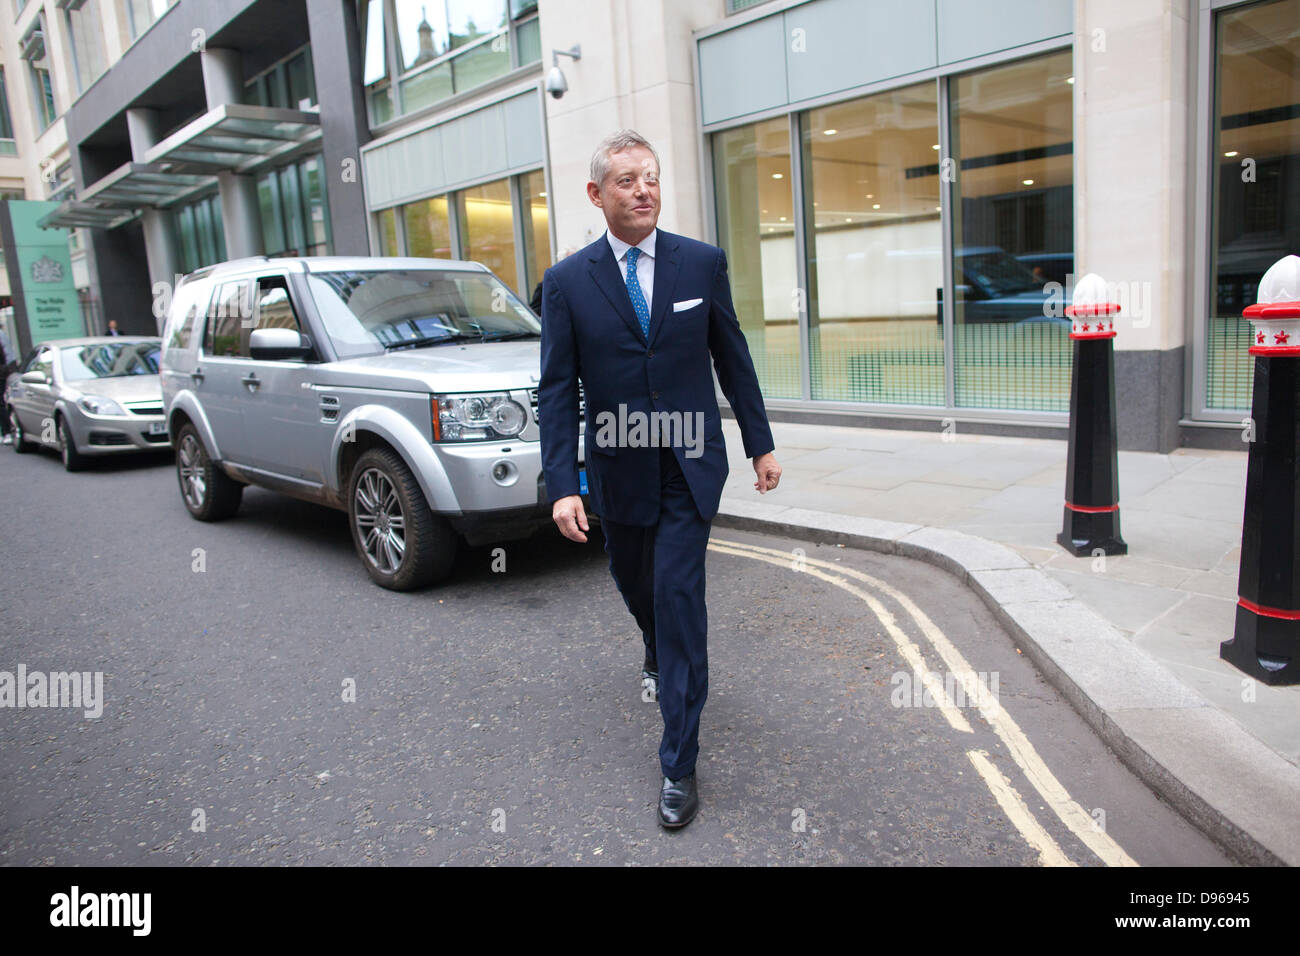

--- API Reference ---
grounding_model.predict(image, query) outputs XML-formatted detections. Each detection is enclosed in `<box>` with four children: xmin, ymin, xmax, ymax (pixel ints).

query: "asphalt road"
<box><xmin>0</xmin><ymin>443</ymin><xmax>1232</xmax><ymax>865</ymax></box>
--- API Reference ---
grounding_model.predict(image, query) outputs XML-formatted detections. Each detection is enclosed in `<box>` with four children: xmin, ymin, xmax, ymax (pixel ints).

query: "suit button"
<box><xmin>647</xmin><ymin>349</ymin><xmax>655</xmax><ymax>358</ymax></box>
<box><xmin>652</xmin><ymin>391</ymin><xmax>660</xmax><ymax>400</ymax></box>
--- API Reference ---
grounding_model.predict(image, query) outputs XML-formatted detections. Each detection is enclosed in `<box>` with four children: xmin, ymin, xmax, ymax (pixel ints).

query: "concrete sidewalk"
<box><xmin>715</xmin><ymin>418</ymin><xmax>1300</xmax><ymax>865</ymax></box>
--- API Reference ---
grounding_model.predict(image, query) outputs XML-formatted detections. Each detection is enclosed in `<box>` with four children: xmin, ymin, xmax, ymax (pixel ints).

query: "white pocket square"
<box><xmin>673</xmin><ymin>298</ymin><xmax>704</xmax><ymax>312</ymax></box>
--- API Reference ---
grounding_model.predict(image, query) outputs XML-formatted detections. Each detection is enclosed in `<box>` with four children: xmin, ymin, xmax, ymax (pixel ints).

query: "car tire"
<box><xmin>348</xmin><ymin>447</ymin><xmax>457</xmax><ymax>591</ymax></box>
<box><xmin>58</xmin><ymin>416</ymin><xmax>88</xmax><ymax>472</ymax></box>
<box><xmin>9</xmin><ymin>410</ymin><xmax>34</xmax><ymax>453</ymax></box>
<box><xmin>175</xmin><ymin>423</ymin><xmax>243</xmax><ymax>521</ymax></box>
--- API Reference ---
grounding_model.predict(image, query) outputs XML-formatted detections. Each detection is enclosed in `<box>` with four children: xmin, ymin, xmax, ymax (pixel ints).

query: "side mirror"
<box><xmin>249</xmin><ymin>328</ymin><xmax>314</xmax><ymax>361</ymax></box>
<box><xmin>20</xmin><ymin>370</ymin><xmax>48</xmax><ymax>385</ymax></box>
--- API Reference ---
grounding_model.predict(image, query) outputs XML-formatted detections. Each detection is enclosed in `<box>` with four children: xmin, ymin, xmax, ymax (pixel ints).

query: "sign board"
<box><xmin>0</xmin><ymin>199</ymin><xmax>85</xmax><ymax>356</ymax></box>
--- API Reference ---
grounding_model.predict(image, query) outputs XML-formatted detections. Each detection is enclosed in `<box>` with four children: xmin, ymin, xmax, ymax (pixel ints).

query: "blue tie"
<box><xmin>624</xmin><ymin>246</ymin><xmax>650</xmax><ymax>338</ymax></box>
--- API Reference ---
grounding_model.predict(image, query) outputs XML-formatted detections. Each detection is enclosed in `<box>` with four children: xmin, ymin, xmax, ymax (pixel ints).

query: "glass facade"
<box><xmin>458</xmin><ymin>178</ymin><xmax>517</xmax><ymax>291</ymax></box>
<box><xmin>362</xmin><ymin>0</ymin><xmax>542</xmax><ymax>125</ymax></box>
<box><xmin>950</xmin><ymin>50</ymin><xmax>1074</xmax><ymax>412</ymax></box>
<box><xmin>257</xmin><ymin>155</ymin><xmax>332</xmax><ymax>258</ymax></box>
<box><xmin>403</xmin><ymin>194</ymin><xmax>452</xmax><ymax>258</ymax></box>
<box><xmin>379</xmin><ymin>169</ymin><xmax>550</xmax><ymax>299</ymax></box>
<box><xmin>518</xmin><ymin>168</ymin><xmax>551</xmax><ymax>303</ymax></box>
<box><xmin>712</xmin><ymin>118</ymin><xmax>801</xmax><ymax>399</ymax></box>
<box><xmin>173</xmin><ymin>195</ymin><xmax>227</xmax><ymax>275</ymax></box>
<box><xmin>122</xmin><ymin>0</ymin><xmax>175</xmax><ymax>41</ymax></box>
<box><xmin>245</xmin><ymin>47</ymin><xmax>317</xmax><ymax>110</ymax></box>
<box><xmin>0</xmin><ymin>68</ymin><xmax>15</xmax><ymax>156</ymax></box>
<box><xmin>712</xmin><ymin>49</ymin><xmax>1074</xmax><ymax>414</ymax></box>
<box><xmin>802</xmin><ymin>82</ymin><xmax>943</xmax><ymax>405</ymax></box>
<box><xmin>1207</xmin><ymin>0</ymin><xmax>1300</xmax><ymax>411</ymax></box>
<box><xmin>66</xmin><ymin>0</ymin><xmax>108</xmax><ymax>96</ymax></box>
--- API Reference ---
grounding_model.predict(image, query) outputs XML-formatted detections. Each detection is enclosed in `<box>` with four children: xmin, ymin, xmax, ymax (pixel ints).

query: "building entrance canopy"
<box><xmin>143</xmin><ymin>103</ymin><xmax>321</xmax><ymax>174</ymax></box>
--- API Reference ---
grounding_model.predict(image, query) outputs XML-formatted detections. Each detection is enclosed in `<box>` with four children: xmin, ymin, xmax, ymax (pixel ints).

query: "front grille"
<box><xmin>125</xmin><ymin>403</ymin><xmax>165</xmax><ymax>416</ymax></box>
<box><xmin>529</xmin><ymin>384</ymin><xmax>585</xmax><ymax>425</ymax></box>
<box><xmin>142</xmin><ymin>431</ymin><xmax>170</xmax><ymax>444</ymax></box>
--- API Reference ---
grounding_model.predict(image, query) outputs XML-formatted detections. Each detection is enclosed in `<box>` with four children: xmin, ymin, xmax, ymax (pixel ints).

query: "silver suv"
<box><xmin>160</xmin><ymin>256</ymin><xmax>582</xmax><ymax>590</ymax></box>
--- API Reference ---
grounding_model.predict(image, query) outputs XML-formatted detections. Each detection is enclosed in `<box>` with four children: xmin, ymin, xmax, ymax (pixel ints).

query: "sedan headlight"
<box><xmin>77</xmin><ymin>395</ymin><xmax>127</xmax><ymax>416</ymax></box>
<box><xmin>432</xmin><ymin>392</ymin><xmax>528</xmax><ymax>442</ymax></box>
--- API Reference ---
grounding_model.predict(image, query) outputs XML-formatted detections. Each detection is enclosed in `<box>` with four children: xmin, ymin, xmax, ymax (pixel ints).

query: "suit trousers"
<box><xmin>600</xmin><ymin>446</ymin><xmax>712</xmax><ymax>779</ymax></box>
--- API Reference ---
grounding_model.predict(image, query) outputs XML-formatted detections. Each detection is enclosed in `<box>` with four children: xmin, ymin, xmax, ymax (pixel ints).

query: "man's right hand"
<box><xmin>552</xmin><ymin>494</ymin><xmax>589</xmax><ymax>543</ymax></box>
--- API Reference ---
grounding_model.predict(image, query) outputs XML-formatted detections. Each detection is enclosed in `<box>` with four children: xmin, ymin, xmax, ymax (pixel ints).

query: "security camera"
<box><xmin>546</xmin><ymin>66</ymin><xmax>568</xmax><ymax>99</ymax></box>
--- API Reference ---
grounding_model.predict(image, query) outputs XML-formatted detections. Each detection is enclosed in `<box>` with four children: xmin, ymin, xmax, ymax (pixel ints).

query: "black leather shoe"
<box><xmin>657</xmin><ymin>773</ymin><xmax>698</xmax><ymax>828</ymax></box>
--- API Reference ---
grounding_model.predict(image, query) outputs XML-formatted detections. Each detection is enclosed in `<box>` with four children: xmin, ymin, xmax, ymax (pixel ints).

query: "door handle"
<box><xmin>241</xmin><ymin>373</ymin><xmax>260</xmax><ymax>392</ymax></box>
<box><xmin>191</xmin><ymin>368</ymin><xmax>205</xmax><ymax>385</ymax></box>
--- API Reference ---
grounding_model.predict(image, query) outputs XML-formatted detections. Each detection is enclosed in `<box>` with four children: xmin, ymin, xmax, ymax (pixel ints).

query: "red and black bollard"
<box><xmin>1058</xmin><ymin>273</ymin><xmax>1128</xmax><ymax>557</ymax></box>
<box><xmin>1222</xmin><ymin>254</ymin><xmax>1300</xmax><ymax>686</ymax></box>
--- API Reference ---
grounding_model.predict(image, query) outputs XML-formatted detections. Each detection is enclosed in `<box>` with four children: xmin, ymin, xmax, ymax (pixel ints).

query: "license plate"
<box><xmin>579</xmin><ymin>469</ymin><xmax>588</xmax><ymax>494</ymax></box>
<box><xmin>148</xmin><ymin>422</ymin><xmax>168</xmax><ymax>436</ymax></box>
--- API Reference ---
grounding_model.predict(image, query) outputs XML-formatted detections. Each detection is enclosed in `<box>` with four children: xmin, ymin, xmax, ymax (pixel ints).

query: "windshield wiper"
<box><xmin>480</xmin><ymin>331</ymin><xmax>540</xmax><ymax>342</ymax></box>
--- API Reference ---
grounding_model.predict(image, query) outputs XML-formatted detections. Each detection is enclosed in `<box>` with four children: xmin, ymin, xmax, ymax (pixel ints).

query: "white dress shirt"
<box><xmin>606</xmin><ymin>228</ymin><xmax>656</xmax><ymax>318</ymax></box>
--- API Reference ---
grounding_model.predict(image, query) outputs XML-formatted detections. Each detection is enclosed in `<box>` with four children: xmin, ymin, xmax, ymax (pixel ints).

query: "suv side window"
<box><xmin>205</xmin><ymin>280</ymin><xmax>252</xmax><ymax>357</ymax></box>
<box><xmin>253</xmin><ymin>276</ymin><xmax>303</xmax><ymax>335</ymax></box>
<box><xmin>166</xmin><ymin>281</ymin><xmax>212</xmax><ymax>352</ymax></box>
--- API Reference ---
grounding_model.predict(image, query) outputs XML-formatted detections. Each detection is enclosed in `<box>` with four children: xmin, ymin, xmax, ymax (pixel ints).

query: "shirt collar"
<box><xmin>606</xmin><ymin>228</ymin><xmax>656</xmax><ymax>263</ymax></box>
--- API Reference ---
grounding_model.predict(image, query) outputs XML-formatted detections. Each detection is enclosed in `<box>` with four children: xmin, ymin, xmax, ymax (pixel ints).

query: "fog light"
<box><xmin>491</xmin><ymin>460</ymin><xmax>518</xmax><ymax>486</ymax></box>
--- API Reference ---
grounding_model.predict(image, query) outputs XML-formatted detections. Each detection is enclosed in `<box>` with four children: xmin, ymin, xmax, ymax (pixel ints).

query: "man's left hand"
<box><xmin>752</xmin><ymin>452</ymin><xmax>781</xmax><ymax>494</ymax></box>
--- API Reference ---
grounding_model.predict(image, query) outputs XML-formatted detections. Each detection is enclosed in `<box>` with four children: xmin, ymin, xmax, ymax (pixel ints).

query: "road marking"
<box><xmin>707</xmin><ymin>542</ymin><xmax>972</xmax><ymax>733</ymax></box>
<box><xmin>966</xmin><ymin>749</ymin><xmax>1074</xmax><ymax>867</ymax></box>
<box><xmin>710</xmin><ymin>536</ymin><xmax>1140</xmax><ymax>868</ymax></box>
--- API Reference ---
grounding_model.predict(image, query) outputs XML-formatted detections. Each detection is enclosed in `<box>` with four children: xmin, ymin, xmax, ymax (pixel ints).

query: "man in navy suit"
<box><xmin>538</xmin><ymin>129</ymin><xmax>781</xmax><ymax>829</ymax></box>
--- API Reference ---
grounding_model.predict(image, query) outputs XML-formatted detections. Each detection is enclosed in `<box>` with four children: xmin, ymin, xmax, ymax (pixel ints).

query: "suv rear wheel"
<box><xmin>176</xmin><ymin>423</ymin><xmax>243</xmax><ymax>520</ymax></box>
<box><xmin>348</xmin><ymin>448</ymin><xmax>457</xmax><ymax>590</ymax></box>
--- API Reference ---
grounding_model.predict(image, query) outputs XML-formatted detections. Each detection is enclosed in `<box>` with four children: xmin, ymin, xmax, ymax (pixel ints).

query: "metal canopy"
<box><xmin>38</xmin><ymin>201</ymin><xmax>137</xmax><ymax>230</ymax></box>
<box><xmin>143</xmin><ymin>102</ymin><xmax>321</xmax><ymax>174</ymax></box>
<box><xmin>81</xmin><ymin>162</ymin><xmax>216</xmax><ymax>208</ymax></box>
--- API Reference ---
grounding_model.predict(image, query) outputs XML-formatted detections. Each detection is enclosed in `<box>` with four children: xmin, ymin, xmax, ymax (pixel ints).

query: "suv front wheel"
<box><xmin>348</xmin><ymin>448</ymin><xmax>457</xmax><ymax>590</ymax></box>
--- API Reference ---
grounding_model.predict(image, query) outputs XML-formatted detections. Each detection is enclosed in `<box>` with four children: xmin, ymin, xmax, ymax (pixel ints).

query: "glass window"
<box><xmin>1207</xmin><ymin>0</ymin><xmax>1300</xmax><ymax>410</ymax></box>
<box><xmin>258</xmin><ymin>173</ymin><xmax>286</xmax><ymax>254</ymax></box>
<box><xmin>286</xmin><ymin>48</ymin><xmax>316</xmax><ymax>109</ymax></box>
<box><xmin>206</xmin><ymin>281</ymin><xmax>252</xmax><ymax>357</ymax></box>
<box><xmin>300</xmin><ymin>156</ymin><xmax>331</xmax><ymax>255</ymax></box>
<box><xmin>802</xmin><ymin>81</ymin><xmax>943</xmax><ymax>405</ymax></box>
<box><xmin>377</xmin><ymin>207</ymin><xmax>399</xmax><ymax>256</ymax></box>
<box><xmin>458</xmin><ymin>178</ymin><xmax>518</xmax><ymax>293</ymax></box>
<box><xmin>949</xmin><ymin>50</ymin><xmax>1075</xmax><ymax>412</ymax></box>
<box><xmin>165</xmin><ymin>281</ymin><xmax>210</xmax><ymax>351</ymax></box>
<box><xmin>452</xmin><ymin>33</ymin><xmax>509</xmax><ymax>92</ymax></box>
<box><xmin>403</xmin><ymin>194</ymin><xmax>452</xmax><ymax>258</ymax></box>
<box><xmin>363</xmin><ymin>0</ymin><xmax>387</xmax><ymax>84</ymax></box>
<box><xmin>253</xmin><ymin>277</ymin><xmax>302</xmax><ymax>334</ymax></box>
<box><xmin>0</xmin><ymin>68</ymin><xmax>16</xmax><ymax>153</ymax></box>
<box><xmin>396</xmin><ymin>1</ymin><xmax>450</xmax><ymax>67</ymax></box>
<box><xmin>518</xmin><ymin>169</ymin><xmax>551</xmax><ymax>306</ymax></box>
<box><xmin>446</xmin><ymin>0</ymin><xmax>506</xmax><ymax>49</ymax></box>
<box><xmin>712</xmin><ymin>117</ymin><xmax>801</xmax><ymax>399</ymax></box>
<box><xmin>66</xmin><ymin>0</ymin><xmax>108</xmax><ymax>95</ymax></box>
<box><xmin>122</xmin><ymin>0</ymin><xmax>175</xmax><ymax>40</ymax></box>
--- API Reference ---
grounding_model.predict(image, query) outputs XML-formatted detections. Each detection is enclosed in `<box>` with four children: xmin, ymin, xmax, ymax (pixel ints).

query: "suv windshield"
<box><xmin>61</xmin><ymin>340</ymin><xmax>162</xmax><ymax>381</ymax></box>
<box><xmin>307</xmin><ymin>269</ymin><xmax>541</xmax><ymax>359</ymax></box>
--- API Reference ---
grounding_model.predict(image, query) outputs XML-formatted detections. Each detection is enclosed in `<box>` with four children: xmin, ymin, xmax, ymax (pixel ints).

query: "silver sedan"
<box><xmin>5</xmin><ymin>336</ymin><xmax>171</xmax><ymax>471</ymax></box>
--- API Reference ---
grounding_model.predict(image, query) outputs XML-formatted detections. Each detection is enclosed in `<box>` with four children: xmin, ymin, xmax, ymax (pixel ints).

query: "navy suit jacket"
<box><xmin>538</xmin><ymin>228</ymin><xmax>775</xmax><ymax>526</ymax></box>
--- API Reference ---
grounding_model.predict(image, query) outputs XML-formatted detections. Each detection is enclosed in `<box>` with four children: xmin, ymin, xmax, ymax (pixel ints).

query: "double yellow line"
<box><xmin>708</xmin><ymin>536</ymin><xmax>1138</xmax><ymax>868</ymax></box>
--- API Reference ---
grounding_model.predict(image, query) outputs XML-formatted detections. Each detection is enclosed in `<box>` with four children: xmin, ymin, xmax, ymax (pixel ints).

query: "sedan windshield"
<box><xmin>307</xmin><ymin>269</ymin><xmax>541</xmax><ymax>359</ymax></box>
<box><xmin>60</xmin><ymin>341</ymin><xmax>162</xmax><ymax>381</ymax></box>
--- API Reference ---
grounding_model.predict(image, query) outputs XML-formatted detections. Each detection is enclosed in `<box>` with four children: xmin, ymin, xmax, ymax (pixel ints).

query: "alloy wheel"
<box><xmin>353</xmin><ymin>467</ymin><xmax>406</xmax><ymax>573</ymax></box>
<box><xmin>178</xmin><ymin>433</ymin><xmax>208</xmax><ymax>509</ymax></box>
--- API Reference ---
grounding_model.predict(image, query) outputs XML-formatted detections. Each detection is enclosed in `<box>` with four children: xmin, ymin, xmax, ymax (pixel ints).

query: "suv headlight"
<box><xmin>77</xmin><ymin>395</ymin><xmax>127</xmax><ymax>416</ymax></box>
<box><xmin>432</xmin><ymin>392</ymin><xmax>528</xmax><ymax>442</ymax></box>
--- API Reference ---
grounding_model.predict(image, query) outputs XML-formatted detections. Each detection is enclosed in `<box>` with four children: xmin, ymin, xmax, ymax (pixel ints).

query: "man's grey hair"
<box><xmin>589</xmin><ymin>129</ymin><xmax>660</xmax><ymax>186</ymax></box>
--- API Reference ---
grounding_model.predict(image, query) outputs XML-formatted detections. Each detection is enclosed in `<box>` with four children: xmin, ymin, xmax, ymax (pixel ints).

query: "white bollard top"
<box><xmin>1065</xmin><ymin>272</ymin><xmax>1119</xmax><ymax>339</ymax></box>
<box><xmin>1245</xmin><ymin>254</ymin><xmax>1300</xmax><ymax>354</ymax></box>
